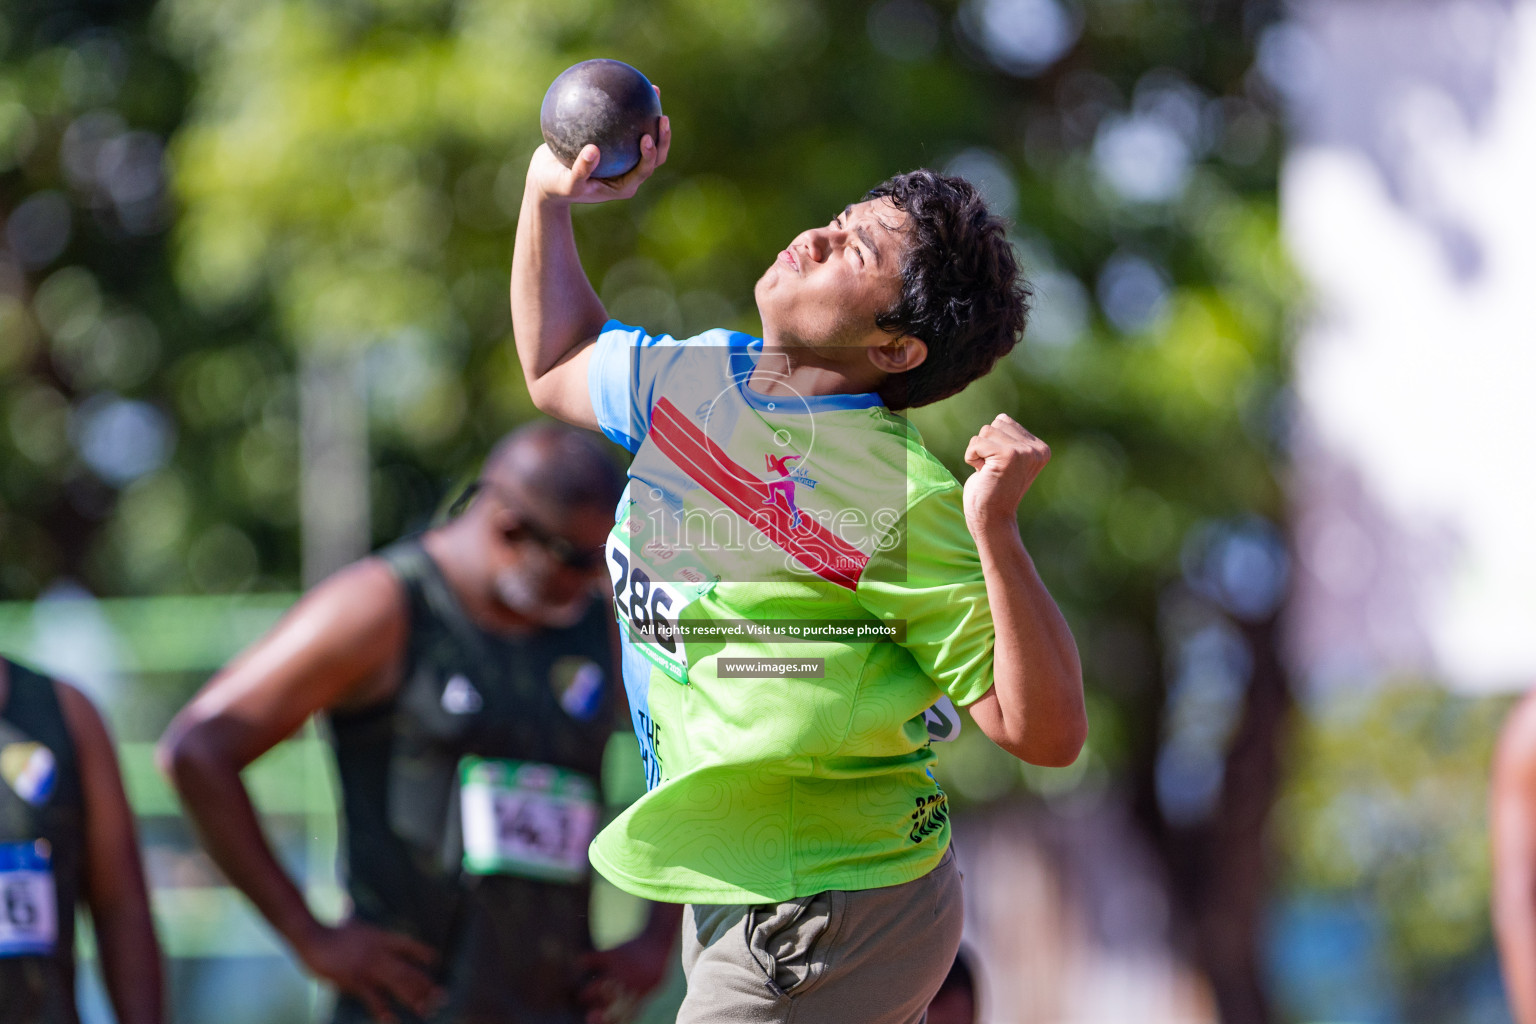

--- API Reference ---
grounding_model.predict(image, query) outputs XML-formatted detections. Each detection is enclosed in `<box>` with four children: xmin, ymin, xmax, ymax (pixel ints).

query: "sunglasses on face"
<box><xmin>449</xmin><ymin>480</ymin><xmax>606</xmax><ymax>572</ymax></box>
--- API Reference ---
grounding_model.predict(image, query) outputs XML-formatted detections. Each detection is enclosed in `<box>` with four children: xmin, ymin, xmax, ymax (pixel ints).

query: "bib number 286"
<box><xmin>607</xmin><ymin>548</ymin><xmax>678</xmax><ymax>653</ymax></box>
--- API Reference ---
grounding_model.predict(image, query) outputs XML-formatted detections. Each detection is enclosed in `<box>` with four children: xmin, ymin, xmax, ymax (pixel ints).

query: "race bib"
<box><xmin>0</xmin><ymin>841</ymin><xmax>56</xmax><ymax>957</ymax></box>
<box><xmin>605</xmin><ymin>508</ymin><xmax>714</xmax><ymax>686</ymax></box>
<box><xmin>459</xmin><ymin>758</ymin><xmax>599</xmax><ymax>884</ymax></box>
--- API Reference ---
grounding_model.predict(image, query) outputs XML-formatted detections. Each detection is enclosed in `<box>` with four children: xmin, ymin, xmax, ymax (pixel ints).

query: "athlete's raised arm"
<box><xmin>961</xmin><ymin>413</ymin><xmax>1087</xmax><ymax>767</ymax></box>
<box><xmin>510</xmin><ymin>112</ymin><xmax>671</xmax><ymax>430</ymax></box>
<box><xmin>157</xmin><ymin>562</ymin><xmax>440</xmax><ymax>1020</ymax></box>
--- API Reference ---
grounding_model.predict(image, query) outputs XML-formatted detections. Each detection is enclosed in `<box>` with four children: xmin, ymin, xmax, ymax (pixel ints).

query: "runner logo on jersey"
<box><xmin>763</xmin><ymin>454</ymin><xmax>818</xmax><ymax>530</ymax></box>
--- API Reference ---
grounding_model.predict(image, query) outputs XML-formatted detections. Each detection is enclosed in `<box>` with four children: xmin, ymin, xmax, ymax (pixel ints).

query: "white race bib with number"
<box><xmin>0</xmin><ymin>841</ymin><xmax>56</xmax><ymax>957</ymax></box>
<box><xmin>459</xmin><ymin>759</ymin><xmax>599</xmax><ymax>884</ymax></box>
<box><xmin>605</xmin><ymin>512</ymin><xmax>713</xmax><ymax>686</ymax></box>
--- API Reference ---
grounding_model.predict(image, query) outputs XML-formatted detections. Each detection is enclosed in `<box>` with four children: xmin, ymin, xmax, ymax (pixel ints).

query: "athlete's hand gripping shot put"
<box><xmin>1</xmin><ymin>656</ymin><xmax>164</xmax><ymax>1024</ymax></box>
<box><xmin>510</xmin><ymin>103</ymin><xmax>1086</xmax><ymax>1023</ymax></box>
<box><xmin>158</xmin><ymin>424</ymin><xmax>680</xmax><ymax>1024</ymax></box>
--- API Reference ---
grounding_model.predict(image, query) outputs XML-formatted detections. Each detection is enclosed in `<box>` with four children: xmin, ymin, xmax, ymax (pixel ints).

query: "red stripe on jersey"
<box><xmin>649</xmin><ymin>397</ymin><xmax>869</xmax><ymax>589</ymax></box>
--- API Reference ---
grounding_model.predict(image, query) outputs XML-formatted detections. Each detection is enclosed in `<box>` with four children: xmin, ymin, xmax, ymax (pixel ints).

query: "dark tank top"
<box><xmin>328</xmin><ymin>540</ymin><xmax>616</xmax><ymax>1024</ymax></box>
<box><xmin>0</xmin><ymin>660</ymin><xmax>84</xmax><ymax>1024</ymax></box>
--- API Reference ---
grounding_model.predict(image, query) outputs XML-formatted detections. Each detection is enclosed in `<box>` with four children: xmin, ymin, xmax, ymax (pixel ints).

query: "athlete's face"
<box><xmin>488</xmin><ymin>497</ymin><xmax>611</xmax><ymax>627</ymax></box>
<box><xmin>754</xmin><ymin>197</ymin><xmax>910</xmax><ymax>349</ymax></box>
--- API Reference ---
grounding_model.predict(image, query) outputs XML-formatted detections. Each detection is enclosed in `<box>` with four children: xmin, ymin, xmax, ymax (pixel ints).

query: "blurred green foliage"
<box><xmin>1276</xmin><ymin>683</ymin><xmax>1512</xmax><ymax>996</ymax></box>
<box><xmin>0</xmin><ymin>0</ymin><xmax>303</xmax><ymax>597</ymax></box>
<box><xmin>150</xmin><ymin>0</ymin><xmax>1294</xmax><ymax>789</ymax></box>
<box><xmin>0</xmin><ymin>0</ymin><xmax>1298</xmax><ymax>830</ymax></box>
<box><xmin>3</xmin><ymin>0</ymin><xmax>1294</xmax><ymax>606</ymax></box>
<box><xmin>1</xmin><ymin>0</ymin><xmax>1315</xmax><ymax>1015</ymax></box>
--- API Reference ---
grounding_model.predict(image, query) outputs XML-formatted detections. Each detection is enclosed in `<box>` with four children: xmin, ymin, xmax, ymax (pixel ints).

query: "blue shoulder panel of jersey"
<box><xmin>588</xmin><ymin>320</ymin><xmax>758</xmax><ymax>452</ymax></box>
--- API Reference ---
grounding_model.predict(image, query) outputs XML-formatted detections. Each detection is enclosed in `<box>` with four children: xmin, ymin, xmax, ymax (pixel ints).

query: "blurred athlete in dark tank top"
<box><xmin>1</xmin><ymin>656</ymin><xmax>162</xmax><ymax>1024</ymax></box>
<box><xmin>160</xmin><ymin>422</ymin><xmax>680</xmax><ymax>1024</ymax></box>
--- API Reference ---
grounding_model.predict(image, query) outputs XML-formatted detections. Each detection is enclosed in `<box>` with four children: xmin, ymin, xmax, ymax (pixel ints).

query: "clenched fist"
<box><xmin>962</xmin><ymin>413</ymin><xmax>1051</xmax><ymax>532</ymax></box>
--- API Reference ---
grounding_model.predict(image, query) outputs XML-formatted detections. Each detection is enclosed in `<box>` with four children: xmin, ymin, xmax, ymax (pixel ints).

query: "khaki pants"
<box><xmin>677</xmin><ymin>848</ymin><xmax>963</xmax><ymax>1024</ymax></box>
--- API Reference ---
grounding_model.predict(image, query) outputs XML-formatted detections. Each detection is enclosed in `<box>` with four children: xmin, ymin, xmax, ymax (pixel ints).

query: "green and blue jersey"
<box><xmin>587</xmin><ymin>321</ymin><xmax>995</xmax><ymax>903</ymax></box>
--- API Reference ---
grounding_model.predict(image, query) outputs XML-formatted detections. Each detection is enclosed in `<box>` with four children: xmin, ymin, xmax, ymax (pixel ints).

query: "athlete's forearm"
<box><xmin>93</xmin><ymin>894</ymin><xmax>163</xmax><ymax>1024</ymax></box>
<box><xmin>83</xmin><ymin>766</ymin><xmax>164</xmax><ymax>1024</ymax></box>
<box><xmin>511</xmin><ymin>183</ymin><xmax>608</xmax><ymax>385</ymax></box>
<box><xmin>62</xmin><ymin>682</ymin><xmax>166</xmax><ymax>1024</ymax></box>
<box><xmin>972</xmin><ymin>519</ymin><xmax>1085</xmax><ymax>766</ymax></box>
<box><xmin>161</xmin><ymin>726</ymin><xmax>324</xmax><ymax>953</ymax></box>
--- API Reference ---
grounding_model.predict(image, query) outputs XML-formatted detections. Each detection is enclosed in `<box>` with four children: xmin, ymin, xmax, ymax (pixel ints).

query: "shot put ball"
<box><xmin>539</xmin><ymin>59</ymin><xmax>663</xmax><ymax>180</ymax></box>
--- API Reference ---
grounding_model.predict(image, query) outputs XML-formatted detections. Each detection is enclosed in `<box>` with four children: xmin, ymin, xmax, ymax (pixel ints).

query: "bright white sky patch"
<box><xmin>1286</xmin><ymin>0</ymin><xmax>1536</xmax><ymax>692</ymax></box>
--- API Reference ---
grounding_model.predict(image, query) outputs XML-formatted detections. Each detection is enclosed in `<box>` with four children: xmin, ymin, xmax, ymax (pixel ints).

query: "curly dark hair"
<box><xmin>865</xmin><ymin>170</ymin><xmax>1030</xmax><ymax>409</ymax></box>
